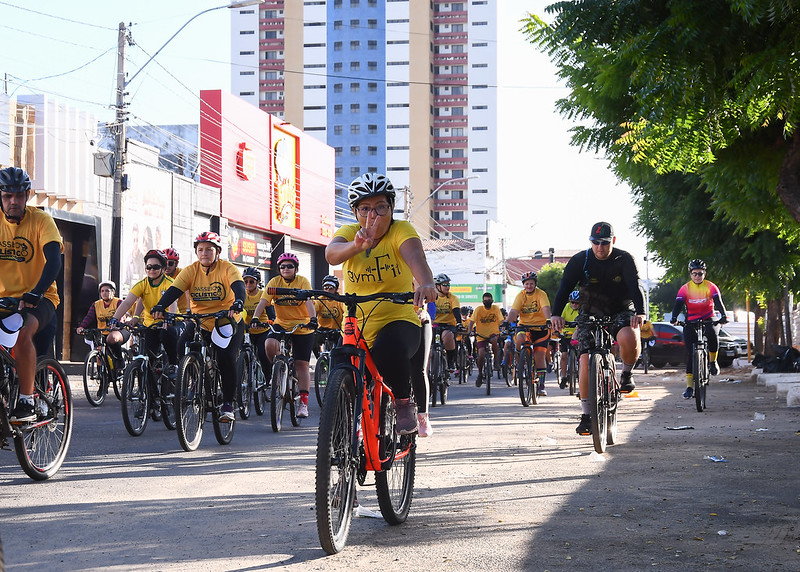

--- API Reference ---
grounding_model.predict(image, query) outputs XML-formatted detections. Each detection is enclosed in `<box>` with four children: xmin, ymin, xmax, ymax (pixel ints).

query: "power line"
<box><xmin>0</xmin><ymin>1</ymin><xmax>116</xmax><ymax>30</ymax></box>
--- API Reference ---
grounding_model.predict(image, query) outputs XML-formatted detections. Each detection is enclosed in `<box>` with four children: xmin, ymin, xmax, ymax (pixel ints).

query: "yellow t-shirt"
<box><xmin>561</xmin><ymin>303</ymin><xmax>579</xmax><ymax>337</ymax></box>
<box><xmin>0</xmin><ymin>206</ymin><xmax>63</xmax><ymax>307</ymax></box>
<box><xmin>168</xmin><ymin>267</ymin><xmax>189</xmax><ymax>312</ymax></box>
<box><xmin>640</xmin><ymin>320</ymin><xmax>655</xmax><ymax>339</ymax></box>
<box><xmin>471</xmin><ymin>304</ymin><xmax>504</xmax><ymax>339</ymax></box>
<box><xmin>433</xmin><ymin>292</ymin><xmax>461</xmax><ymax>326</ymax></box>
<box><xmin>334</xmin><ymin>220</ymin><xmax>420</xmax><ymax>347</ymax></box>
<box><xmin>512</xmin><ymin>288</ymin><xmax>550</xmax><ymax>326</ymax></box>
<box><xmin>244</xmin><ymin>289</ymin><xmax>269</xmax><ymax>334</ymax></box>
<box><xmin>94</xmin><ymin>298</ymin><xmax>121</xmax><ymax>330</ymax></box>
<box><xmin>171</xmin><ymin>260</ymin><xmax>243</xmax><ymax>330</ymax></box>
<box><xmin>261</xmin><ymin>274</ymin><xmax>314</xmax><ymax>335</ymax></box>
<box><xmin>315</xmin><ymin>299</ymin><xmax>344</xmax><ymax>330</ymax></box>
<box><xmin>130</xmin><ymin>275</ymin><xmax>174</xmax><ymax>326</ymax></box>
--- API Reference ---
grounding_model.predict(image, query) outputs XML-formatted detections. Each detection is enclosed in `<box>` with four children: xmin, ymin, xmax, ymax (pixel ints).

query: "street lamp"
<box><xmin>110</xmin><ymin>0</ymin><xmax>264</xmax><ymax>287</ymax></box>
<box><xmin>407</xmin><ymin>175</ymin><xmax>479</xmax><ymax>219</ymax></box>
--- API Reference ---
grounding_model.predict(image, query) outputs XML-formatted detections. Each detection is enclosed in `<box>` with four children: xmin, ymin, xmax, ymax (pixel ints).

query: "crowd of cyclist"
<box><xmin>1</xmin><ymin>164</ymin><xmax>727</xmax><ymax>444</ymax></box>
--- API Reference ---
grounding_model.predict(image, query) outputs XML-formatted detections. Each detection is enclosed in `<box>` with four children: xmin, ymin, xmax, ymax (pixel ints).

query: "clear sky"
<box><xmin>0</xmin><ymin>0</ymin><xmax>662</xmax><ymax>280</ymax></box>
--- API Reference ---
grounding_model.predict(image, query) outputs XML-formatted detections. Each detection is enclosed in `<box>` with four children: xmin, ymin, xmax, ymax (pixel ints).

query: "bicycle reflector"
<box><xmin>0</xmin><ymin>313</ymin><xmax>24</xmax><ymax>347</ymax></box>
<box><xmin>211</xmin><ymin>317</ymin><xmax>235</xmax><ymax>349</ymax></box>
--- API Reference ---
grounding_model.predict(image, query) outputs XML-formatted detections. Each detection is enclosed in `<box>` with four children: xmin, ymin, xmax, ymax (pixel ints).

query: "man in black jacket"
<box><xmin>550</xmin><ymin>222</ymin><xmax>646</xmax><ymax>436</ymax></box>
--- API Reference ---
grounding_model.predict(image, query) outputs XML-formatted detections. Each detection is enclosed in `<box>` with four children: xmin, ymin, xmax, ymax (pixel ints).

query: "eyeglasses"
<box><xmin>439</xmin><ymin>284</ymin><xmax>450</xmax><ymax>288</ymax></box>
<box><xmin>691</xmin><ymin>271</ymin><xmax>705</xmax><ymax>276</ymax></box>
<box><xmin>356</xmin><ymin>204</ymin><xmax>391</xmax><ymax>217</ymax></box>
<box><xmin>279</xmin><ymin>264</ymin><xmax>295</xmax><ymax>270</ymax></box>
<box><xmin>323</xmin><ymin>286</ymin><xmax>336</xmax><ymax>291</ymax></box>
<box><xmin>145</xmin><ymin>264</ymin><xmax>163</xmax><ymax>271</ymax></box>
<box><xmin>570</xmin><ymin>301</ymin><xmax>580</xmax><ymax>304</ymax></box>
<box><xmin>167</xmin><ymin>260</ymin><xmax>178</xmax><ymax>266</ymax></box>
<box><xmin>591</xmin><ymin>239</ymin><xmax>611</xmax><ymax>246</ymax></box>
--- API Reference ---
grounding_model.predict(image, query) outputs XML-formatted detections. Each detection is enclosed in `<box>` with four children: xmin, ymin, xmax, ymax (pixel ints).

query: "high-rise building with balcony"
<box><xmin>231</xmin><ymin>0</ymin><xmax>497</xmax><ymax>239</ymax></box>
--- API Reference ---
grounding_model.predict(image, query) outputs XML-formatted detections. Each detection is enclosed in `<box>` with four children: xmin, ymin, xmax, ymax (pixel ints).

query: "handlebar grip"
<box><xmin>266</xmin><ymin>287</ymin><xmax>295</xmax><ymax>295</ymax></box>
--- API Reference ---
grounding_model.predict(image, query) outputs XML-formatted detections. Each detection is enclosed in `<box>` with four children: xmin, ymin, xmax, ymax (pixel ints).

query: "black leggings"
<box><xmin>369</xmin><ymin>320</ymin><xmax>425</xmax><ymax>407</ymax></box>
<box><xmin>249</xmin><ymin>330</ymin><xmax>271</xmax><ymax>380</ymax></box>
<box><xmin>179</xmin><ymin>320</ymin><xmax>244</xmax><ymax>402</ymax></box>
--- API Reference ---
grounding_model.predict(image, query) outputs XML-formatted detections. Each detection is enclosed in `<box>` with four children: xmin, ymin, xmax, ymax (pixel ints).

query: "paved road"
<box><xmin>1</xmin><ymin>365</ymin><xmax>797</xmax><ymax>571</ymax></box>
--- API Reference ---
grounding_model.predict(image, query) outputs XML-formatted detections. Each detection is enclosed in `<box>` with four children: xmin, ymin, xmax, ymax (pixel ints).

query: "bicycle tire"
<box><xmin>518</xmin><ymin>347</ymin><xmax>534</xmax><ymax>407</ymax></box>
<box><xmin>606</xmin><ymin>360</ymin><xmax>619</xmax><ymax>445</ymax></box>
<box><xmin>458</xmin><ymin>344</ymin><xmax>468</xmax><ymax>384</ymax></box>
<box><xmin>642</xmin><ymin>346</ymin><xmax>650</xmax><ymax>374</ymax></box>
<box><xmin>176</xmin><ymin>353</ymin><xmax>205</xmax><ymax>452</ymax></box>
<box><xmin>270</xmin><ymin>358</ymin><xmax>288</xmax><ymax>432</ymax></box>
<box><xmin>236</xmin><ymin>350</ymin><xmax>253</xmax><ymax>420</ymax></box>
<box><xmin>315</xmin><ymin>353</ymin><xmax>330</xmax><ymax>407</ymax></box>
<box><xmin>160</xmin><ymin>369</ymin><xmax>177</xmax><ymax>431</ymax></box>
<box><xmin>588</xmin><ymin>353</ymin><xmax>608</xmax><ymax>454</ymax></box>
<box><xmin>112</xmin><ymin>348</ymin><xmax>130</xmax><ymax>400</ymax></box>
<box><xmin>568</xmin><ymin>347</ymin><xmax>578</xmax><ymax>396</ymax></box>
<box><xmin>439</xmin><ymin>374</ymin><xmax>448</xmax><ymax>405</ymax></box>
<box><xmin>82</xmin><ymin>349</ymin><xmax>107</xmax><ymax>406</ymax></box>
<box><xmin>14</xmin><ymin>358</ymin><xmax>73</xmax><ymax>481</ymax></box>
<box><xmin>693</xmin><ymin>348</ymin><xmax>708</xmax><ymax>412</ymax></box>
<box><xmin>375</xmin><ymin>393</ymin><xmax>416</xmax><ymax>525</ymax></box>
<box><xmin>482</xmin><ymin>353</ymin><xmax>492</xmax><ymax>395</ymax></box>
<box><xmin>429</xmin><ymin>348</ymin><xmax>440</xmax><ymax>407</ymax></box>
<box><xmin>289</xmin><ymin>376</ymin><xmax>301</xmax><ymax>427</ymax></box>
<box><xmin>212</xmin><ymin>367</ymin><xmax>235</xmax><ymax>445</ymax></box>
<box><xmin>121</xmin><ymin>360</ymin><xmax>149</xmax><ymax>437</ymax></box>
<box><xmin>315</xmin><ymin>368</ymin><xmax>358</xmax><ymax>555</ymax></box>
<box><xmin>253</xmin><ymin>360</ymin><xmax>268</xmax><ymax>416</ymax></box>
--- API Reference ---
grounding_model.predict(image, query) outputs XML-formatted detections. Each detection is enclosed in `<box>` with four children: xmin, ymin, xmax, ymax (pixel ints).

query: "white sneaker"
<box><xmin>417</xmin><ymin>413</ymin><xmax>433</xmax><ymax>438</ymax></box>
<box><xmin>297</xmin><ymin>402</ymin><xmax>309</xmax><ymax>418</ymax></box>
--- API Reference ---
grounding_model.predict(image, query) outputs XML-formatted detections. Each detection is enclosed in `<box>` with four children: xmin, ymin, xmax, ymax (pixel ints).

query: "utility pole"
<box><xmin>500</xmin><ymin>237</ymin><xmax>507</xmax><ymax>308</ymax></box>
<box><xmin>111</xmin><ymin>22</ymin><xmax>131</xmax><ymax>288</ymax></box>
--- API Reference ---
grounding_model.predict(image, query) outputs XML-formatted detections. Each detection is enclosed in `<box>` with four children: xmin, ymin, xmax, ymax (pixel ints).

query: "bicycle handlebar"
<box><xmin>265</xmin><ymin>287</ymin><xmax>414</xmax><ymax>306</ymax></box>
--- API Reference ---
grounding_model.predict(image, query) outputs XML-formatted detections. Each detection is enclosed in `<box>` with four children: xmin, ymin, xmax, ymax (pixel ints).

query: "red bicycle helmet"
<box><xmin>143</xmin><ymin>249</ymin><xmax>168</xmax><ymax>267</ymax></box>
<box><xmin>194</xmin><ymin>231</ymin><xmax>222</xmax><ymax>251</ymax></box>
<box><xmin>163</xmin><ymin>247</ymin><xmax>180</xmax><ymax>262</ymax></box>
<box><xmin>277</xmin><ymin>252</ymin><xmax>299</xmax><ymax>268</ymax></box>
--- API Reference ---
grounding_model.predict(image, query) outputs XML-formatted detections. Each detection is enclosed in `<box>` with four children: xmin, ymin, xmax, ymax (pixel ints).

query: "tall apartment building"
<box><xmin>231</xmin><ymin>0</ymin><xmax>497</xmax><ymax>239</ymax></box>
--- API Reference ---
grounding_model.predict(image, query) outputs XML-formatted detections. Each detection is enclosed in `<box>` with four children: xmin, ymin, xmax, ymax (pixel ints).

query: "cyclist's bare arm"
<box><xmin>398</xmin><ymin>237</ymin><xmax>435</xmax><ymax>306</ymax></box>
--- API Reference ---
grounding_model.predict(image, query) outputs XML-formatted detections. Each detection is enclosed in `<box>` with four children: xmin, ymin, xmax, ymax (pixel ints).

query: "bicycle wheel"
<box><xmin>606</xmin><ymin>360</ymin><xmax>619</xmax><ymax>445</ymax></box>
<box><xmin>160</xmin><ymin>373</ymin><xmax>177</xmax><ymax>431</ymax></box>
<box><xmin>270</xmin><ymin>358</ymin><xmax>288</xmax><ymax>432</ymax></box>
<box><xmin>642</xmin><ymin>345</ymin><xmax>650</xmax><ymax>374</ymax></box>
<box><xmin>428</xmin><ymin>348</ymin><xmax>440</xmax><ymax>407</ymax></box>
<box><xmin>517</xmin><ymin>347</ymin><xmax>534</xmax><ymax>407</ymax></box>
<box><xmin>375</xmin><ymin>395</ymin><xmax>416</xmax><ymax>525</ymax></box>
<box><xmin>82</xmin><ymin>349</ymin><xmax>107</xmax><ymax>406</ymax></box>
<box><xmin>121</xmin><ymin>360</ymin><xmax>149</xmax><ymax>437</ymax></box>
<box><xmin>457</xmin><ymin>344</ymin><xmax>468</xmax><ymax>384</ymax></box>
<box><xmin>212</xmin><ymin>368</ymin><xmax>235</xmax><ymax>445</ymax></box>
<box><xmin>588</xmin><ymin>353</ymin><xmax>608</xmax><ymax>454</ymax></box>
<box><xmin>14</xmin><ymin>358</ymin><xmax>73</xmax><ymax>480</ymax></box>
<box><xmin>314</xmin><ymin>353</ymin><xmax>330</xmax><ymax>407</ymax></box>
<box><xmin>289</xmin><ymin>376</ymin><xmax>301</xmax><ymax>427</ymax></box>
<box><xmin>112</xmin><ymin>349</ymin><xmax>130</xmax><ymax>400</ymax></box>
<box><xmin>568</xmin><ymin>347</ymin><xmax>578</xmax><ymax>396</ymax></box>
<box><xmin>236</xmin><ymin>351</ymin><xmax>253</xmax><ymax>420</ymax></box>
<box><xmin>253</xmin><ymin>361</ymin><xmax>268</xmax><ymax>416</ymax></box>
<box><xmin>176</xmin><ymin>354</ymin><xmax>205</xmax><ymax>452</ymax></box>
<box><xmin>315</xmin><ymin>368</ymin><xmax>358</xmax><ymax>555</ymax></box>
<box><xmin>693</xmin><ymin>348</ymin><xmax>708</xmax><ymax>412</ymax></box>
<box><xmin>483</xmin><ymin>355</ymin><xmax>492</xmax><ymax>395</ymax></box>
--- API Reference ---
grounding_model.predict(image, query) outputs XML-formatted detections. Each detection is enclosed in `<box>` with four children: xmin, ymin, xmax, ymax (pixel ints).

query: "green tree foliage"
<box><xmin>536</xmin><ymin>262</ymin><xmax>565</xmax><ymax>305</ymax></box>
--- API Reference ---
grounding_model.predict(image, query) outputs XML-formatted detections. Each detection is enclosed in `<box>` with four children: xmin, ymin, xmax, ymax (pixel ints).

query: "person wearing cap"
<box><xmin>550</xmin><ymin>222</ymin><xmax>646</xmax><ymax>436</ymax></box>
<box><xmin>313</xmin><ymin>275</ymin><xmax>344</xmax><ymax>355</ymax></box>
<box><xmin>0</xmin><ymin>167</ymin><xmax>63</xmax><ymax>423</ymax></box>
<box><xmin>470</xmin><ymin>292</ymin><xmax>503</xmax><ymax>386</ymax></box>
<box><xmin>152</xmin><ymin>231</ymin><xmax>246</xmax><ymax>423</ymax></box>
<box><xmin>252</xmin><ymin>252</ymin><xmax>317</xmax><ymax>419</ymax></box>
<box><xmin>242</xmin><ymin>266</ymin><xmax>272</xmax><ymax>383</ymax></box>
<box><xmin>108</xmin><ymin>250</ymin><xmax>180</xmax><ymax>388</ymax></box>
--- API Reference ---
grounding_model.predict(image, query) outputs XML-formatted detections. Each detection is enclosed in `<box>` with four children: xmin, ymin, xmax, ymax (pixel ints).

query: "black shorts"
<box><xmin>22</xmin><ymin>297</ymin><xmax>56</xmax><ymax>333</ymax></box>
<box><xmin>267</xmin><ymin>326</ymin><xmax>314</xmax><ymax>362</ymax></box>
<box><xmin>576</xmin><ymin>311</ymin><xmax>634</xmax><ymax>355</ymax></box>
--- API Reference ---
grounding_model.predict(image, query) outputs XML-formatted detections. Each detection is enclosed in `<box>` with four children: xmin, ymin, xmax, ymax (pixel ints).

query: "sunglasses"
<box><xmin>145</xmin><ymin>264</ymin><xmax>163</xmax><ymax>271</ymax></box>
<box><xmin>279</xmin><ymin>264</ymin><xmax>295</xmax><ymax>270</ymax></box>
<box><xmin>167</xmin><ymin>260</ymin><xmax>178</xmax><ymax>266</ymax></box>
<box><xmin>591</xmin><ymin>239</ymin><xmax>611</xmax><ymax>246</ymax></box>
<box><xmin>244</xmin><ymin>278</ymin><xmax>257</xmax><ymax>283</ymax></box>
<box><xmin>691</xmin><ymin>271</ymin><xmax>705</xmax><ymax>276</ymax></box>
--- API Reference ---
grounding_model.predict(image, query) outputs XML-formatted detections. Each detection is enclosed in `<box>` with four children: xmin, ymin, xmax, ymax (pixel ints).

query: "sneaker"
<box><xmin>559</xmin><ymin>377</ymin><xmax>568</xmax><ymax>390</ymax></box>
<box><xmin>220</xmin><ymin>402</ymin><xmax>235</xmax><ymax>422</ymax></box>
<box><xmin>682</xmin><ymin>386</ymin><xmax>694</xmax><ymax>399</ymax></box>
<box><xmin>476</xmin><ymin>374</ymin><xmax>483</xmax><ymax>388</ymax></box>
<box><xmin>10</xmin><ymin>400</ymin><xmax>36</xmax><ymax>423</ymax></box>
<box><xmin>709</xmin><ymin>361</ymin><xmax>719</xmax><ymax>376</ymax></box>
<box><xmin>620</xmin><ymin>371</ymin><xmax>635</xmax><ymax>393</ymax></box>
<box><xmin>395</xmin><ymin>398</ymin><xmax>418</xmax><ymax>435</ymax></box>
<box><xmin>538</xmin><ymin>387</ymin><xmax>547</xmax><ymax>397</ymax></box>
<box><xmin>297</xmin><ymin>401</ymin><xmax>309</xmax><ymax>418</ymax></box>
<box><xmin>417</xmin><ymin>413</ymin><xmax>434</xmax><ymax>438</ymax></box>
<box><xmin>575</xmin><ymin>414</ymin><xmax>592</xmax><ymax>435</ymax></box>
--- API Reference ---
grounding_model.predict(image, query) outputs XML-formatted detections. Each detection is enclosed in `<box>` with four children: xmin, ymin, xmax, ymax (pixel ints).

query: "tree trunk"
<box><xmin>753</xmin><ymin>305</ymin><xmax>764</xmax><ymax>354</ymax></box>
<box><xmin>765</xmin><ymin>299</ymin><xmax>783</xmax><ymax>356</ymax></box>
<box><xmin>776</xmin><ymin>132</ymin><xmax>800</xmax><ymax>223</ymax></box>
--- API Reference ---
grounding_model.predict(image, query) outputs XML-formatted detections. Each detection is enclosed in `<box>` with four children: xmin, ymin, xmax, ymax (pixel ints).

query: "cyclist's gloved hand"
<box><xmin>670</xmin><ymin>319</ymin><xmax>677</xmax><ymax>325</ymax></box>
<box><xmin>230</xmin><ymin>299</ymin><xmax>244</xmax><ymax>313</ymax></box>
<box><xmin>151</xmin><ymin>304</ymin><xmax>165</xmax><ymax>316</ymax></box>
<box><xmin>308</xmin><ymin>316</ymin><xmax>318</xmax><ymax>330</ymax></box>
<box><xmin>500</xmin><ymin>321</ymin><xmax>508</xmax><ymax>329</ymax></box>
<box><xmin>510</xmin><ymin>322</ymin><xmax>517</xmax><ymax>329</ymax></box>
<box><xmin>108</xmin><ymin>317</ymin><xmax>120</xmax><ymax>328</ymax></box>
<box><xmin>21</xmin><ymin>291</ymin><xmax>42</xmax><ymax>307</ymax></box>
<box><xmin>718</xmin><ymin>316</ymin><xmax>728</xmax><ymax>325</ymax></box>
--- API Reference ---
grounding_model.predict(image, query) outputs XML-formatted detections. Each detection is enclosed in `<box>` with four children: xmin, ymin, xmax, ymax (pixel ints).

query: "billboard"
<box><xmin>451</xmin><ymin>283</ymin><xmax>504</xmax><ymax>305</ymax></box>
<box><xmin>199</xmin><ymin>90</ymin><xmax>335</xmax><ymax>246</ymax></box>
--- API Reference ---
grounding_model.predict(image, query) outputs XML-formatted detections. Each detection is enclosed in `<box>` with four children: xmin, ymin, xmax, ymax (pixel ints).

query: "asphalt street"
<box><xmin>1</xmin><ymin>364</ymin><xmax>798</xmax><ymax>571</ymax></box>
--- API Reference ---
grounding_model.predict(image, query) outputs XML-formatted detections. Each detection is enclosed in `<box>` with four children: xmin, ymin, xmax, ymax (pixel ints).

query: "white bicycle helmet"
<box><xmin>347</xmin><ymin>173</ymin><xmax>396</xmax><ymax>209</ymax></box>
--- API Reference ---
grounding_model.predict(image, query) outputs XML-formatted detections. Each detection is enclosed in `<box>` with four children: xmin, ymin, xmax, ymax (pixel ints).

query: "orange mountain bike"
<box><xmin>266</xmin><ymin>287</ymin><xmax>417</xmax><ymax>555</ymax></box>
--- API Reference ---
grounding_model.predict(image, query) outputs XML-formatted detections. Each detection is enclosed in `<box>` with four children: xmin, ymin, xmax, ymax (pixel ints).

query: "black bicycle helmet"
<box><xmin>521</xmin><ymin>271</ymin><xmax>538</xmax><ymax>284</ymax></box>
<box><xmin>347</xmin><ymin>173</ymin><xmax>396</xmax><ymax>209</ymax></box>
<box><xmin>242</xmin><ymin>267</ymin><xmax>262</xmax><ymax>287</ymax></box>
<box><xmin>0</xmin><ymin>167</ymin><xmax>31</xmax><ymax>194</ymax></box>
<box><xmin>322</xmin><ymin>275</ymin><xmax>339</xmax><ymax>289</ymax></box>
<box><xmin>688</xmin><ymin>259</ymin><xmax>707</xmax><ymax>272</ymax></box>
<box><xmin>569</xmin><ymin>290</ymin><xmax>580</xmax><ymax>302</ymax></box>
<box><xmin>434</xmin><ymin>273</ymin><xmax>451</xmax><ymax>286</ymax></box>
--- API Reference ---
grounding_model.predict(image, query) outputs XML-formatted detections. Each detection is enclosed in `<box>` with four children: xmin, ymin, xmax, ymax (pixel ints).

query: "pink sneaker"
<box><xmin>417</xmin><ymin>413</ymin><xmax>433</xmax><ymax>437</ymax></box>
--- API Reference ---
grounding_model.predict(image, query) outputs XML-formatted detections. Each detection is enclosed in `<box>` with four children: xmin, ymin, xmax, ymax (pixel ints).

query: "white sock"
<box><xmin>18</xmin><ymin>394</ymin><xmax>35</xmax><ymax>405</ymax></box>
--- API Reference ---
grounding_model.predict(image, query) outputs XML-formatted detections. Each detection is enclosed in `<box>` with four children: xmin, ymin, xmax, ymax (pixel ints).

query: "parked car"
<box><xmin>648</xmin><ymin>322</ymin><xmax>747</xmax><ymax>368</ymax></box>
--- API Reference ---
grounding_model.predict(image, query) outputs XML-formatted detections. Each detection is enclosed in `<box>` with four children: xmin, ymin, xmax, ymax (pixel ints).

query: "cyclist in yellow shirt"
<box><xmin>470</xmin><ymin>292</ymin><xmax>503</xmax><ymax>386</ymax></box>
<box><xmin>325</xmin><ymin>173</ymin><xmax>436</xmax><ymax>436</ymax></box>
<box><xmin>432</xmin><ymin>273</ymin><xmax>464</xmax><ymax>374</ymax></box>
<box><xmin>557</xmin><ymin>291</ymin><xmax>581</xmax><ymax>389</ymax></box>
<box><xmin>152</xmin><ymin>232</ymin><xmax>246</xmax><ymax>422</ymax></box>
<box><xmin>252</xmin><ymin>252</ymin><xmax>317</xmax><ymax>419</ymax></box>
<box><xmin>314</xmin><ymin>275</ymin><xmax>344</xmax><ymax>354</ymax></box>
<box><xmin>506</xmin><ymin>271</ymin><xmax>552</xmax><ymax>396</ymax></box>
<box><xmin>242</xmin><ymin>266</ymin><xmax>272</xmax><ymax>382</ymax></box>
<box><xmin>0</xmin><ymin>167</ymin><xmax>63</xmax><ymax>423</ymax></box>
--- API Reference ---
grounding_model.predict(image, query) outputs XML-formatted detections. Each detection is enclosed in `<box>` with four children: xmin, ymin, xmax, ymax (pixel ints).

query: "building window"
<box><xmin>335</xmin><ymin>167</ymin><xmax>343</xmax><ymax>177</ymax></box>
<box><xmin>472</xmin><ymin>42</ymin><xmax>488</xmax><ymax>47</ymax></box>
<box><xmin>472</xmin><ymin>126</ymin><xmax>488</xmax><ymax>131</ymax></box>
<box><xmin>368</xmin><ymin>19</ymin><xmax>377</xmax><ymax>28</ymax></box>
<box><xmin>473</xmin><ymin>168</ymin><xmax>488</xmax><ymax>173</ymax></box>
<box><xmin>473</xmin><ymin>189</ymin><xmax>488</xmax><ymax>194</ymax></box>
<box><xmin>334</xmin><ymin>83</ymin><xmax>342</xmax><ymax>93</ymax></box>
<box><xmin>335</xmin><ymin>147</ymin><xmax>343</xmax><ymax>157</ymax></box>
<box><xmin>350</xmin><ymin>19</ymin><xmax>360</xmax><ymax>28</ymax></box>
<box><xmin>472</xmin><ymin>21</ymin><xmax>488</xmax><ymax>26</ymax></box>
<box><xmin>472</xmin><ymin>63</ymin><xmax>488</xmax><ymax>68</ymax></box>
<box><xmin>368</xmin><ymin>146</ymin><xmax>377</xmax><ymax>156</ymax></box>
<box><xmin>350</xmin><ymin>40</ymin><xmax>360</xmax><ymax>50</ymax></box>
<box><xmin>367</xmin><ymin>103</ymin><xmax>377</xmax><ymax>113</ymax></box>
<box><xmin>472</xmin><ymin>209</ymin><xmax>488</xmax><ymax>214</ymax></box>
<box><xmin>350</xmin><ymin>166</ymin><xmax>360</xmax><ymax>176</ymax></box>
<box><xmin>368</xmin><ymin>40</ymin><xmax>378</xmax><ymax>50</ymax></box>
<box><xmin>334</xmin><ymin>62</ymin><xmax>343</xmax><ymax>72</ymax></box>
<box><xmin>334</xmin><ymin>41</ymin><xmax>343</xmax><ymax>51</ymax></box>
<box><xmin>334</xmin><ymin>20</ymin><xmax>342</xmax><ymax>30</ymax></box>
<box><xmin>240</xmin><ymin>50</ymin><xmax>254</xmax><ymax>55</ymax></box>
<box><xmin>350</xmin><ymin>103</ymin><xmax>360</xmax><ymax>113</ymax></box>
<box><xmin>452</xmin><ymin>212</ymin><xmax>464</xmax><ymax>220</ymax></box>
<box><xmin>368</xmin><ymin>82</ymin><xmax>377</xmax><ymax>92</ymax></box>
<box><xmin>334</xmin><ymin>125</ymin><xmax>343</xmax><ymax>135</ymax></box>
<box><xmin>240</xmin><ymin>30</ymin><xmax>254</xmax><ymax>35</ymax></box>
<box><xmin>350</xmin><ymin>61</ymin><xmax>360</xmax><ymax>71</ymax></box>
<box><xmin>334</xmin><ymin>104</ymin><xmax>343</xmax><ymax>114</ymax></box>
<box><xmin>472</xmin><ymin>147</ymin><xmax>488</xmax><ymax>152</ymax></box>
<box><xmin>368</xmin><ymin>124</ymin><xmax>378</xmax><ymax>134</ymax></box>
<box><xmin>367</xmin><ymin>166</ymin><xmax>378</xmax><ymax>173</ymax></box>
<box><xmin>350</xmin><ymin>82</ymin><xmax>360</xmax><ymax>92</ymax></box>
<box><xmin>472</xmin><ymin>105</ymin><xmax>488</xmax><ymax>110</ymax></box>
<box><xmin>304</xmin><ymin>85</ymin><xmax>325</xmax><ymax>89</ymax></box>
<box><xmin>239</xmin><ymin>91</ymin><xmax>254</xmax><ymax>96</ymax></box>
<box><xmin>350</xmin><ymin>146</ymin><xmax>360</xmax><ymax>156</ymax></box>
<box><xmin>351</xmin><ymin>125</ymin><xmax>360</xmax><ymax>134</ymax></box>
<box><xmin>368</xmin><ymin>61</ymin><xmax>378</xmax><ymax>71</ymax></box>
<box><xmin>240</xmin><ymin>71</ymin><xmax>255</xmax><ymax>75</ymax></box>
